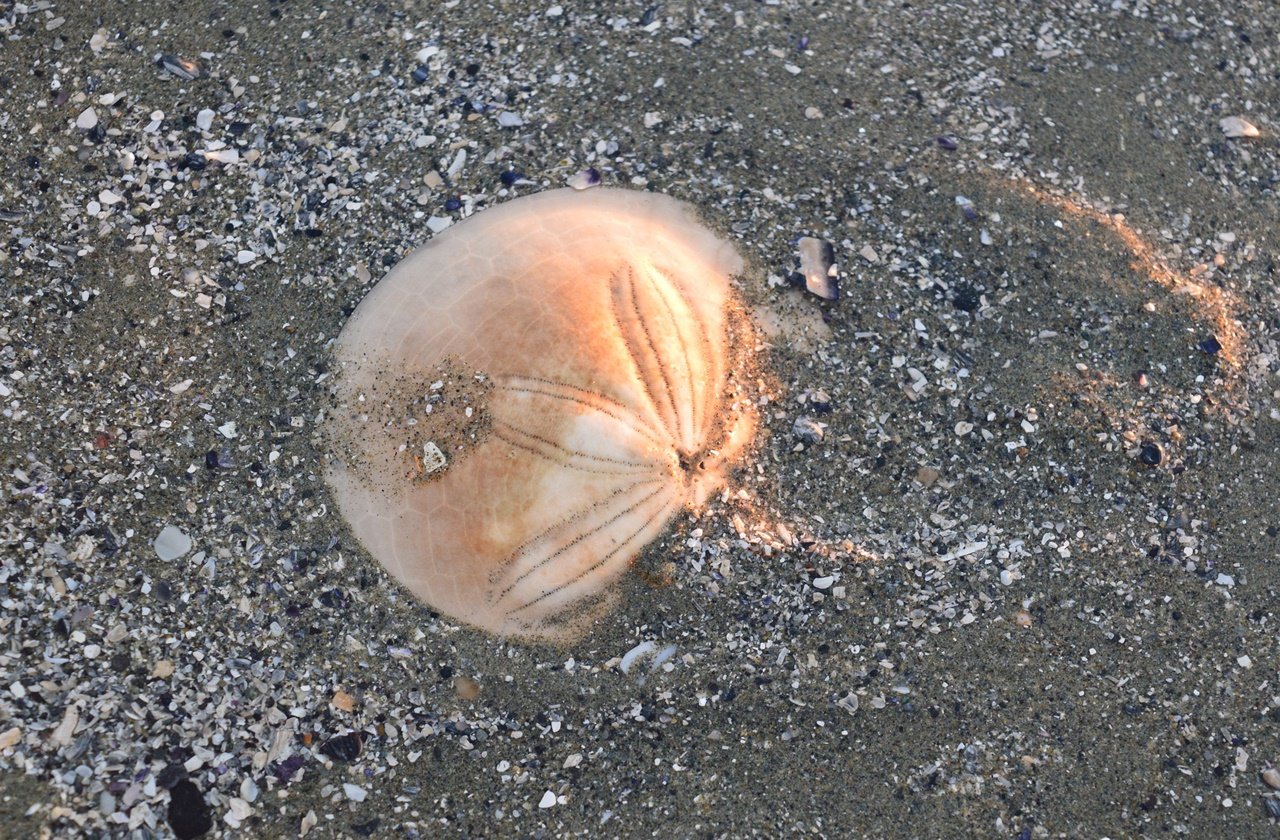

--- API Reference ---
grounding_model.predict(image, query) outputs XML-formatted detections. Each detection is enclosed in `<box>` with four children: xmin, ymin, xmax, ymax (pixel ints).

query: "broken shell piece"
<box><xmin>618</xmin><ymin>640</ymin><xmax>678</xmax><ymax>675</ymax></box>
<box><xmin>421</xmin><ymin>441</ymin><xmax>447</xmax><ymax>474</ymax></box>
<box><xmin>791</xmin><ymin>416</ymin><xmax>825</xmax><ymax>444</ymax></box>
<box><xmin>566</xmin><ymin>167</ymin><xmax>601</xmax><ymax>190</ymax></box>
<box><xmin>797</xmin><ymin>236</ymin><xmax>838</xmax><ymax>300</ymax></box>
<box><xmin>1263</xmin><ymin>766</ymin><xmax>1280</xmax><ymax>790</ymax></box>
<box><xmin>157</xmin><ymin>54</ymin><xmax>203</xmax><ymax>80</ymax></box>
<box><xmin>1219</xmin><ymin>116</ymin><xmax>1260</xmax><ymax>138</ymax></box>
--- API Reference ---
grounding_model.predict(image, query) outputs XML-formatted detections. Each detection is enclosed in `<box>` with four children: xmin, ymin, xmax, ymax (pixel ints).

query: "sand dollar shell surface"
<box><xmin>325</xmin><ymin>188</ymin><xmax>755</xmax><ymax>642</ymax></box>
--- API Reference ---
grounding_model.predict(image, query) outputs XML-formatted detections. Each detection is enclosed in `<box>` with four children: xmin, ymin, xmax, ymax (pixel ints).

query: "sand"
<box><xmin>0</xmin><ymin>1</ymin><xmax>1277</xmax><ymax>837</ymax></box>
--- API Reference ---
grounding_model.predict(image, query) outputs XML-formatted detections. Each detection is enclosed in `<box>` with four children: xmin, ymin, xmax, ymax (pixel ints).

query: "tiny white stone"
<box><xmin>76</xmin><ymin>107</ymin><xmax>98</xmax><ymax>130</ymax></box>
<box><xmin>497</xmin><ymin>111</ymin><xmax>523</xmax><ymax>128</ymax></box>
<box><xmin>98</xmin><ymin>189</ymin><xmax>122</xmax><ymax>205</ymax></box>
<box><xmin>1216</xmin><ymin>573</ymin><xmax>1235</xmax><ymax>587</ymax></box>
<box><xmin>1237</xmin><ymin>655</ymin><xmax>1252</xmax><ymax>668</ymax></box>
<box><xmin>83</xmin><ymin>644</ymin><xmax>101</xmax><ymax>659</ymax></box>
<box><xmin>343</xmin><ymin>783</ymin><xmax>367</xmax><ymax>802</ymax></box>
<box><xmin>196</xmin><ymin>108</ymin><xmax>215</xmax><ymax>131</ymax></box>
<box><xmin>812</xmin><ymin>575</ymin><xmax>834</xmax><ymax>590</ymax></box>
<box><xmin>426</xmin><ymin>216</ymin><xmax>452</xmax><ymax>233</ymax></box>
<box><xmin>999</xmin><ymin>569</ymin><xmax>1013</xmax><ymax>586</ymax></box>
<box><xmin>538</xmin><ymin>790</ymin><xmax>556</xmax><ymax>809</ymax></box>
<box><xmin>546</xmin><ymin>5</ymin><xmax>564</xmax><ymax>17</ymax></box>
<box><xmin>236</xmin><ymin>250</ymin><xmax>257</xmax><ymax>264</ymax></box>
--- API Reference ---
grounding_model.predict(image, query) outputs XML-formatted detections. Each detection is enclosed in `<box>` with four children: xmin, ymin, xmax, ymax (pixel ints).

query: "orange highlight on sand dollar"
<box><xmin>324</xmin><ymin>188</ymin><xmax>756</xmax><ymax>642</ymax></box>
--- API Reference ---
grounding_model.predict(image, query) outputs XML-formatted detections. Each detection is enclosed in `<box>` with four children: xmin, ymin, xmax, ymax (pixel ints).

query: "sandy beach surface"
<box><xmin>2</xmin><ymin>0</ymin><xmax>1279</xmax><ymax>837</ymax></box>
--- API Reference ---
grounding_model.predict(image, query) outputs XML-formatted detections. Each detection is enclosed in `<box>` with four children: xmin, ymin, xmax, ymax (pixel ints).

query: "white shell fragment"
<box><xmin>153</xmin><ymin>526</ymin><xmax>192</xmax><ymax>561</ymax></box>
<box><xmin>421</xmin><ymin>442</ymin><xmax>447</xmax><ymax>474</ymax></box>
<box><xmin>618</xmin><ymin>641</ymin><xmax>657</xmax><ymax>674</ymax></box>
<box><xmin>1219</xmin><ymin>116</ymin><xmax>1260</xmax><ymax>138</ymax></box>
<box><xmin>797</xmin><ymin>236</ymin><xmax>838</xmax><ymax>300</ymax></box>
<box><xmin>326</xmin><ymin>188</ymin><xmax>756</xmax><ymax>642</ymax></box>
<box><xmin>75</xmin><ymin>107</ymin><xmax>98</xmax><ymax>130</ymax></box>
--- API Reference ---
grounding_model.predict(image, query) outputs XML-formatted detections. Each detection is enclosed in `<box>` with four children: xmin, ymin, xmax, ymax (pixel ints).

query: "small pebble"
<box><xmin>538</xmin><ymin>790</ymin><xmax>556</xmax><ymax>808</ymax></box>
<box><xmin>343</xmin><ymin>783</ymin><xmax>367</xmax><ymax>803</ymax></box>
<box><xmin>75</xmin><ymin>108</ymin><xmax>98</xmax><ymax>130</ymax></box>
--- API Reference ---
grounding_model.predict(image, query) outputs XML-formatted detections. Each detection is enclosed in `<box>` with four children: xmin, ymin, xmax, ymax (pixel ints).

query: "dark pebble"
<box><xmin>182</xmin><ymin>153</ymin><xmax>207</xmax><ymax>171</ymax></box>
<box><xmin>353</xmin><ymin>818</ymin><xmax>383</xmax><ymax>837</ymax></box>
<box><xmin>411</xmin><ymin>65</ymin><xmax>429</xmax><ymax>84</ymax></box>
<box><xmin>167</xmin><ymin>779</ymin><xmax>213</xmax><ymax>840</ymax></box>
<box><xmin>952</xmin><ymin>285</ymin><xmax>982</xmax><ymax>312</ymax></box>
<box><xmin>1138</xmin><ymin>441</ymin><xmax>1163</xmax><ymax>466</ymax></box>
<box><xmin>499</xmin><ymin>170</ymin><xmax>524</xmax><ymax>186</ymax></box>
<box><xmin>318</xmin><ymin>589</ymin><xmax>346</xmax><ymax>608</ymax></box>
<box><xmin>156</xmin><ymin>763</ymin><xmax>187</xmax><ymax>790</ymax></box>
<box><xmin>935</xmin><ymin>135</ymin><xmax>958</xmax><ymax>151</ymax></box>
<box><xmin>444</xmin><ymin>197</ymin><xmax>462</xmax><ymax>212</ymax></box>
<box><xmin>1198</xmin><ymin>335</ymin><xmax>1222</xmax><ymax>355</ymax></box>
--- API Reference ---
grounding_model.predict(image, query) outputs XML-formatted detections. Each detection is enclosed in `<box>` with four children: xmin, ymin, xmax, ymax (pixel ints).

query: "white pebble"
<box><xmin>538</xmin><ymin>790</ymin><xmax>556</xmax><ymax>809</ymax></box>
<box><xmin>497</xmin><ymin>111</ymin><xmax>524</xmax><ymax>128</ymax></box>
<box><xmin>83</xmin><ymin>644</ymin><xmax>101</xmax><ymax>659</ymax></box>
<box><xmin>196</xmin><ymin>108</ymin><xmax>215</xmax><ymax>131</ymax></box>
<box><xmin>546</xmin><ymin>5</ymin><xmax>563</xmax><ymax>17</ymax></box>
<box><xmin>236</xmin><ymin>250</ymin><xmax>257</xmax><ymax>264</ymax></box>
<box><xmin>76</xmin><ymin>107</ymin><xmax>98</xmax><ymax>130</ymax></box>
<box><xmin>343</xmin><ymin>783</ymin><xmax>367</xmax><ymax>802</ymax></box>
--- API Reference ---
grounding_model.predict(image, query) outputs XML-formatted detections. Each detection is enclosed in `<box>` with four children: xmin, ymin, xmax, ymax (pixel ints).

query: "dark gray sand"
<box><xmin>2</xmin><ymin>1</ymin><xmax>1279</xmax><ymax>837</ymax></box>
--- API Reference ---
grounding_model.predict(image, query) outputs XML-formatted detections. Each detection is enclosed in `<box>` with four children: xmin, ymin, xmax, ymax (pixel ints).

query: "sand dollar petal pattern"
<box><xmin>325</xmin><ymin>188</ymin><xmax>756</xmax><ymax>642</ymax></box>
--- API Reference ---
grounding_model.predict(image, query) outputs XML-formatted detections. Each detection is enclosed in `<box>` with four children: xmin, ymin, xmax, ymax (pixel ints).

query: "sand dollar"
<box><xmin>325</xmin><ymin>188</ymin><xmax>756</xmax><ymax>642</ymax></box>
